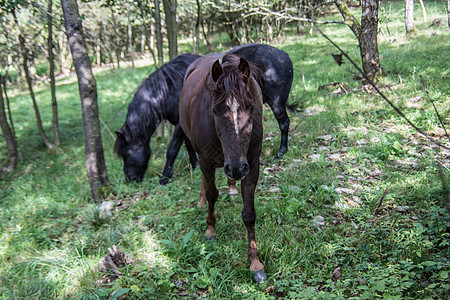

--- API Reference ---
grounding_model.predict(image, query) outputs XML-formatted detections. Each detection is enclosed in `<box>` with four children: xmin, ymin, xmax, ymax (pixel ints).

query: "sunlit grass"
<box><xmin>1</xmin><ymin>1</ymin><xmax>449</xmax><ymax>298</ymax></box>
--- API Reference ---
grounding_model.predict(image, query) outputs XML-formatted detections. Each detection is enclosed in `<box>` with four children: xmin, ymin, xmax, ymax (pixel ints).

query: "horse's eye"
<box><xmin>212</xmin><ymin>107</ymin><xmax>218</xmax><ymax>115</ymax></box>
<box><xmin>250</xmin><ymin>104</ymin><xmax>255</xmax><ymax>113</ymax></box>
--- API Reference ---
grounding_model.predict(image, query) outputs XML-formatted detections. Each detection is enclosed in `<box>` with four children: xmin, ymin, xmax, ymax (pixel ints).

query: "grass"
<box><xmin>1</xmin><ymin>1</ymin><xmax>449</xmax><ymax>299</ymax></box>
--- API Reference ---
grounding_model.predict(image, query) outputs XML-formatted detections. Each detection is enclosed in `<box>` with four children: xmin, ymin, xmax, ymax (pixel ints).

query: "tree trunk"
<box><xmin>418</xmin><ymin>0</ymin><xmax>426</xmax><ymax>22</ymax></box>
<box><xmin>126</xmin><ymin>9</ymin><xmax>135</xmax><ymax>69</ymax></box>
<box><xmin>0</xmin><ymin>75</ymin><xmax>18</xmax><ymax>177</ymax></box>
<box><xmin>154</xmin><ymin>0</ymin><xmax>164</xmax><ymax>67</ymax></box>
<box><xmin>13</xmin><ymin>10</ymin><xmax>54</xmax><ymax>150</ymax></box>
<box><xmin>137</xmin><ymin>0</ymin><xmax>158</xmax><ymax>69</ymax></box>
<box><xmin>1</xmin><ymin>73</ymin><xmax>15</xmax><ymax>137</ymax></box>
<box><xmin>48</xmin><ymin>0</ymin><xmax>61</xmax><ymax>146</ymax></box>
<box><xmin>59</xmin><ymin>31</ymin><xmax>71</xmax><ymax>76</ymax></box>
<box><xmin>61</xmin><ymin>0</ymin><xmax>109</xmax><ymax>201</ymax></box>
<box><xmin>194</xmin><ymin>0</ymin><xmax>200</xmax><ymax>53</ymax></box>
<box><xmin>405</xmin><ymin>0</ymin><xmax>416</xmax><ymax>34</ymax></box>
<box><xmin>100</xmin><ymin>15</ymin><xmax>115</xmax><ymax>71</ymax></box>
<box><xmin>163</xmin><ymin>0</ymin><xmax>178</xmax><ymax>60</ymax></box>
<box><xmin>201</xmin><ymin>18</ymin><xmax>214</xmax><ymax>52</ymax></box>
<box><xmin>360</xmin><ymin>0</ymin><xmax>382</xmax><ymax>81</ymax></box>
<box><xmin>154</xmin><ymin>0</ymin><xmax>165</xmax><ymax>137</ymax></box>
<box><xmin>335</xmin><ymin>0</ymin><xmax>382</xmax><ymax>82</ymax></box>
<box><xmin>111</xmin><ymin>8</ymin><xmax>121</xmax><ymax>69</ymax></box>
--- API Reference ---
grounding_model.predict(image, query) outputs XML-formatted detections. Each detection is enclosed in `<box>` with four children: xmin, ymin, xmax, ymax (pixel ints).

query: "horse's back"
<box><xmin>228</xmin><ymin>43</ymin><xmax>293</xmax><ymax>104</ymax></box>
<box><xmin>184</xmin><ymin>53</ymin><xmax>222</xmax><ymax>82</ymax></box>
<box><xmin>179</xmin><ymin>54</ymin><xmax>217</xmax><ymax>144</ymax></box>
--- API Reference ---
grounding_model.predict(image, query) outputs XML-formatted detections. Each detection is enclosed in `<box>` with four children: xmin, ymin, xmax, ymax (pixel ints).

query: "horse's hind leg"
<box><xmin>268</xmin><ymin>97</ymin><xmax>290</xmax><ymax>159</ymax></box>
<box><xmin>160</xmin><ymin>123</ymin><xmax>189</xmax><ymax>185</ymax></box>
<box><xmin>197</xmin><ymin>174</ymin><xmax>207</xmax><ymax>207</ymax></box>
<box><xmin>184</xmin><ymin>136</ymin><xmax>198</xmax><ymax>170</ymax></box>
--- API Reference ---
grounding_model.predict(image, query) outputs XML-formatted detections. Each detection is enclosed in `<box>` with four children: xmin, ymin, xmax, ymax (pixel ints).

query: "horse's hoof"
<box><xmin>275</xmin><ymin>148</ymin><xmax>287</xmax><ymax>160</ymax></box>
<box><xmin>251</xmin><ymin>268</ymin><xmax>267</xmax><ymax>284</ymax></box>
<box><xmin>204</xmin><ymin>235</ymin><xmax>216</xmax><ymax>241</ymax></box>
<box><xmin>159</xmin><ymin>177</ymin><xmax>169</xmax><ymax>185</ymax></box>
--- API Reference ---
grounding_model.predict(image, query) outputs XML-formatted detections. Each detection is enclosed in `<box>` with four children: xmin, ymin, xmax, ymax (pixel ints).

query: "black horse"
<box><xmin>115</xmin><ymin>44</ymin><xmax>293</xmax><ymax>184</ymax></box>
<box><xmin>228</xmin><ymin>43</ymin><xmax>293</xmax><ymax>158</ymax></box>
<box><xmin>114</xmin><ymin>53</ymin><xmax>200</xmax><ymax>182</ymax></box>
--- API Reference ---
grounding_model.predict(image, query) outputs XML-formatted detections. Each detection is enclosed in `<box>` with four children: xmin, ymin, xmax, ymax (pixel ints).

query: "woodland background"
<box><xmin>0</xmin><ymin>0</ymin><xmax>449</xmax><ymax>299</ymax></box>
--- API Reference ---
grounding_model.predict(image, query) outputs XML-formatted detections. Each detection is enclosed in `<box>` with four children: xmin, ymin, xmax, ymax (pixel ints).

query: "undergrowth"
<box><xmin>0</xmin><ymin>1</ymin><xmax>449</xmax><ymax>299</ymax></box>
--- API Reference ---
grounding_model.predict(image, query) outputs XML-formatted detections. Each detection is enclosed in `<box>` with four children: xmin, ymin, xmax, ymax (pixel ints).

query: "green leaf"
<box><xmin>195</xmin><ymin>277</ymin><xmax>209</xmax><ymax>289</ymax></box>
<box><xmin>111</xmin><ymin>288</ymin><xmax>130</xmax><ymax>299</ymax></box>
<box><xmin>392</xmin><ymin>141</ymin><xmax>402</xmax><ymax>151</ymax></box>
<box><xmin>182</xmin><ymin>229</ymin><xmax>194</xmax><ymax>246</ymax></box>
<box><xmin>439</xmin><ymin>271</ymin><xmax>449</xmax><ymax>280</ymax></box>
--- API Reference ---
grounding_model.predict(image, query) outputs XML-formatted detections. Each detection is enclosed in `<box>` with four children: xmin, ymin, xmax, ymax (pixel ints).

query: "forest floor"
<box><xmin>0</xmin><ymin>2</ymin><xmax>449</xmax><ymax>299</ymax></box>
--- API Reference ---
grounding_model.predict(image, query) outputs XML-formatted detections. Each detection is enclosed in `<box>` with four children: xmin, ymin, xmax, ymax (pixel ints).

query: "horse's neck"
<box><xmin>125</xmin><ymin>112</ymin><xmax>161</xmax><ymax>142</ymax></box>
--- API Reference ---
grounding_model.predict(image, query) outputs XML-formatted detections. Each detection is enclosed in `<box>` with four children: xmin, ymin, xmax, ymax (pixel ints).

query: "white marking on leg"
<box><xmin>226</xmin><ymin>97</ymin><xmax>239</xmax><ymax>135</ymax></box>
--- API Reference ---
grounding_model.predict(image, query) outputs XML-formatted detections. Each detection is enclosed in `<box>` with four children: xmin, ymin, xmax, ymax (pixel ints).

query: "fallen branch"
<box><xmin>373</xmin><ymin>187</ymin><xmax>390</xmax><ymax>216</ymax></box>
<box><xmin>318</xmin><ymin>82</ymin><xmax>340</xmax><ymax>90</ymax></box>
<box><xmin>420</xmin><ymin>76</ymin><xmax>450</xmax><ymax>144</ymax></box>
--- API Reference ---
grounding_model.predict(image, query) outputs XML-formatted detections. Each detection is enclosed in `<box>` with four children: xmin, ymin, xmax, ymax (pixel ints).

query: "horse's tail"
<box><xmin>287</xmin><ymin>103</ymin><xmax>302</xmax><ymax>113</ymax></box>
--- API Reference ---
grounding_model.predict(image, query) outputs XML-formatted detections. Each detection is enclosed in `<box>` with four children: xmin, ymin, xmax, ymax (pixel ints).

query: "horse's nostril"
<box><xmin>240</xmin><ymin>163</ymin><xmax>250</xmax><ymax>175</ymax></box>
<box><xmin>224</xmin><ymin>164</ymin><xmax>233</xmax><ymax>177</ymax></box>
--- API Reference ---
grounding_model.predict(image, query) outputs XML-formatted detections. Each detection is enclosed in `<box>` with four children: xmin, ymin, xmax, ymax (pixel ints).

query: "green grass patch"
<box><xmin>1</xmin><ymin>2</ymin><xmax>449</xmax><ymax>299</ymax></box>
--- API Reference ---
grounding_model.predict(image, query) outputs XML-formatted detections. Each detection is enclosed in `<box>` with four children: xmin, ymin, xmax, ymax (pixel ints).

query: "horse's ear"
<box><xmin>238</xmin><ymin>58</ymin><xmax>250</xmax><ymax>79</ymax></box>
<box><xmin>211</xmin><ymin>60</ymin><xmax>223</xmax><ymax>82</ymax></box>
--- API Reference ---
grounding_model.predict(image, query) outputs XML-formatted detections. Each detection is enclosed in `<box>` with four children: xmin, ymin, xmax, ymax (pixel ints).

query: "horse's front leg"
<box><xmin>241</xmin><ymin>162</ymin><xmax>267</xmax><ymax>283</ymax></box>
<box><xmin>201</xmin><ymin>169</ymin><xmax>218</xmax><ymax>240</ymax></box>
<box><xmin>197</xmin><ymin>174</ymin><xmax>207</xmax><ymax>207</ymax></box>
<box><xmin>160</xmin><ymin>123</ymin><xmax>186</xmax><ymax>185</ymax></box>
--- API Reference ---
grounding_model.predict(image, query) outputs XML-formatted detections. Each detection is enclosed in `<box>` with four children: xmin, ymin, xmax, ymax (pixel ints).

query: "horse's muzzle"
<box><xmin>224</xmin><ymin>161</ymin><xmax>250</xmax><ymax>181</ymax></box>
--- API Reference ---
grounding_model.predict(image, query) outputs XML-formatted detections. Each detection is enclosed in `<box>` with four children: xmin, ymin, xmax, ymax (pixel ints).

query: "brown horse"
<box><xmin>179</xmin><ymin>53</ymin><xmax>267</xmax><ymax>283</ymax></box>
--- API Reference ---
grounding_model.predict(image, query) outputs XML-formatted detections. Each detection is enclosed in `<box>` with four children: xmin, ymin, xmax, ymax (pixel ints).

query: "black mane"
<box><xmin>122</xmin><ymin>53</ymin><xmax>200</xmax><ymax>142</ymax></box>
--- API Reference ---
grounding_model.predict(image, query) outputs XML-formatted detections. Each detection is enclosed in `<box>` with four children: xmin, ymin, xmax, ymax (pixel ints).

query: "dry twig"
<box><xmin>373</xmin><ymin>188</ymin><xmax>390</xmax><ymax>216</ymax></box>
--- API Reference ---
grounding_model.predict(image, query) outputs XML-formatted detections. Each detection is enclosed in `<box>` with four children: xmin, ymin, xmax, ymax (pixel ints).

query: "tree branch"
<box><xmin>420</xmin><ymin>76</ymin><xmax>450</xmax><ymax>144</ymax></box>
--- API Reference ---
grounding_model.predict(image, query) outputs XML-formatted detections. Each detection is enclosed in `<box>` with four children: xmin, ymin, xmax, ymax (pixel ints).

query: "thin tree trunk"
<box><xmin>360</xmin><ymin>0</ymin><xmax>382</xmax><ymax>81</ymax></box>
<box><xmin>137</xmin><ymin>0</ymin><xmax>158</xmax><ymax>69</ymax></box>
<box><xmin>194</xmin><ymin>0</ymin><xmax>200</xmax><ymax>53</ymax></box>
<box><xmin>405</xmin><ymin>0</ymin><xmax>416</xmax><ymax>34</ymax></box>
<box><xmin>418</xmin><ymin>0</ymin><xmax>426</xmax><ymax>22</ymax></box>
<box><xmin>61</xmin><ymin>0</ymin><xmax>109</xmax><ymax>201</ymax></box>
<box><xmin>13</xmin><ymin>10</ymin><xmax>54</xmax><ymax>150</ymax></box>
<box><xmin>163</xmin><ymin>0</ymin><xmax>178</xmax><ymax>60</ymax></box>
<box><xmin>1</xmin><ymin>73</ymin><xmax>15</xmax><ymax>137</ymax></box>
<box><xmin>154</xmin><ymin>0</ymin><xmax>164</xmax><ymax>67</ymax></box>
<box><xmin>126</xmin><ymin>10</ymin><xmax>135</xmax><ymax>69</ymax></box>
<box><xmin>111</xmin><ymin>8</ymin><xmax>121</xmax><ymax>69</ymax></box>
<box><xmin>100</xmin><ymin>15</ymin><xmax>115</xmax><ymax>71</ymax></box>
<box><xmin>59</xmin><ymin>31</ymin><xmax>71</xmax><ymax>76</ymax></box>
<box><xmin>48</xmin><ymin>0</ymin><xmax>60</xmax><ymax>146</ymax></box>
<box><xmin>0</xmin><ymin>75</ymin><xmax>18</xmax><ymax>177</ymax></box>
<box><xmin>201</xmin><ymin>18</ymin><xmax>214</xmax><ymax>52</ymax></box>
<box><xmin>155</xmin><ymin>0</ymin><xmax>165</xmax><ymax>137</ymax></box>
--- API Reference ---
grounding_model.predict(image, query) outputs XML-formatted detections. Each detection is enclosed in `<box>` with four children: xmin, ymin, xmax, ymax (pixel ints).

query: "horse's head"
<box><xmin>210</xmin><ymin>54</ymin><xmax>262</xmax><ymax>181</ymax></box>
<box><xmin>114</xmin><ymin>127</ymin><xmax>150</xmax><ymax>182</ymax></box>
